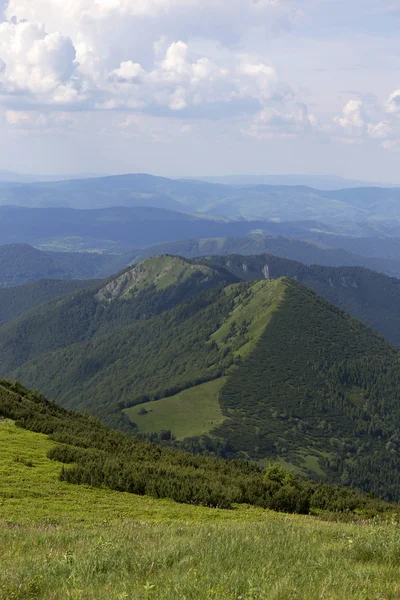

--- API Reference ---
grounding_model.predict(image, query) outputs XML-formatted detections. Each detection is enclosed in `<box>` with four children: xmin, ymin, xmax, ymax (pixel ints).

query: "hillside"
<box><xmin>0</xmin><ymin>278</ymin><xmax>96</xmax><ymax>326</ymax></box>
<box><xmin>2</xmin><ymin>381</ymin><xmax>400</xmax><ymax>599</ymax></box>
<box><xmin>197</xmin><ymin>254</ymin><xmax>400</xmax><ymax>347</ymax></box>
<box><xmin>133</xmin><ymin>234</ymin><xmax>400</xmax><ymax>279</ymax></box>
<box><xmin>3</xmin><ymin>258</ymin><xmax>400</xmax><ymax>499</ymax></box>
<box><xmin>0</xmin><ymin>256</ymin><xmax>236</xmax><ymax>383</ymax></box>
<box><xmin>0</xmin><ymin>244</ymin><xmax>118</xmax><ymax>287</ymax></box>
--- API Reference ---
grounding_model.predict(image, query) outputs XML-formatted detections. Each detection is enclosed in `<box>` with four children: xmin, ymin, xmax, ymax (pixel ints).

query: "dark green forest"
<box><xmin>0</xmin><ymin>279</ymin><xmax>96</xmax><ymax>326</ymax></box>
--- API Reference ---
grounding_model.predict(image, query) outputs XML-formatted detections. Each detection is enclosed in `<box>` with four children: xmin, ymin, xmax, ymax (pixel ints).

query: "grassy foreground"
<box><xmin>2</xmin><ymin>420</ymin><xmax>400</xmax><ymax>599</ymax></box>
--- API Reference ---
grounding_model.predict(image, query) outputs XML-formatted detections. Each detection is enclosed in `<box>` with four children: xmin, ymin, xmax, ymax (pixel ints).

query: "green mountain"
<box><xmin>3</xmin><ymin>255</ymin><xmax>400</xmax><ymax>500</ymax></box>
<box><xmin>0</xmin><ymin>278</ymin><xmax>96</xmax><ymax>326</ymax></box>
<box><xmin>132</xmin><ymin>234</ymin><xmax>400</xmax><ymax>279</ymax></box>
<box><xmin>0</xmin><ymin>256</ymin><xmax>235</xmax><ymax>379</ymax></box>
<box><xmin>0</xmin><ymin>244</ymin><xmax>121</xmax><ymax>287</ymax></box>
<box><xmin>196</xmin><ymin>254</ymin><xmax>400</xmax><ymax>347</ymax></box>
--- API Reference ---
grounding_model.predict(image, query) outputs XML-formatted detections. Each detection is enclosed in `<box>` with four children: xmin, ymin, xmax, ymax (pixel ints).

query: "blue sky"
<box><xmin>0</xmin><ymin>0</ymin><xmax>399</xmax><ymax>181</ymax></box>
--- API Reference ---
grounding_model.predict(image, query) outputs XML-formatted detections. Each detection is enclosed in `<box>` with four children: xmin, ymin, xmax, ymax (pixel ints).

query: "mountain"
<box><xmin>0</xmin><ymin>256</ymin><xmax>236</xmax><ymax>383</ymax></box>
<box><xmin>196</xmin><ymin>254</ymin><xmax>400</xmax><ymax>348</ymax></box>
<box><xmin>0</xmin><ymin>170</ymin><xmax>102</xmax><ymax>183</ymax></box>
<box><xmin>0</xmin><ymin>205</ymin><xmax>319</xmax><ymax>253</ymax></box>
<box><xmin>0</xmin><ymin>244</ymin><xmax>122</xmax><ymax>287</ymax></box>
<box><xmin>0</xmin><ymin>278</ymin><xmax>96</xmax><ymax>326</ymax></box>
<box><xmin>1</xmin><ymin>173</ymin><xmax>400</xmax><ymax>234</ymax></box>
<box><xmin>194</xmin><ymin>174</ymin><xmax>393</xmax><ymax>190</ymax></box>
<box><xmin>132</xmin><ymin>234</ymin><xmax>400</xmax><ymax>279</ymax></box>
<box><xmin>3</xmin><ymin>255</ymin><xmax>400</xmax><ymax>500</ymax></box>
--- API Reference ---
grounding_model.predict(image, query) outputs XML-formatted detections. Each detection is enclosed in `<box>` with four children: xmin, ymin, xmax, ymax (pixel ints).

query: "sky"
<box><xmin>0</xmin><ymin>0</ymin><xmax>400</xmax><ymax>181</ymax></box>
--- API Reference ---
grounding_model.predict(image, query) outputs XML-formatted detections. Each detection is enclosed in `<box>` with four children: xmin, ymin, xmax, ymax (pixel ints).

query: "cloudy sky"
<box><xmin>0</xmin><ymin>0</ymin><xmax>400</xmax><ymax>181</ymax></box>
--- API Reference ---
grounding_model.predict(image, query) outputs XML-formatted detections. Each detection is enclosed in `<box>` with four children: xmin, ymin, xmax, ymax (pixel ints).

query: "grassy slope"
<box><xmin>2</xmin><ymin>420</ymin><xmax>400</xmax><ymax>599</ymax></box>
<box><xmin>124</xmin><ymin>378</ymin><xmax>227</xmax><ymax>439</ymax></box>
<box><xmin>211</xmin><ymin>279</ymin><xmax>285</xmax><ymax>358</ymax></box>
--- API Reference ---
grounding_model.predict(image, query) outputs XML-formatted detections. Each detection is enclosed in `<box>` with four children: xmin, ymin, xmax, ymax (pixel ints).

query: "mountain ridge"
<box><xmin>2</xmin><ymin>256</ymin><xmax>400</xmax><ymax>500</ymax></box>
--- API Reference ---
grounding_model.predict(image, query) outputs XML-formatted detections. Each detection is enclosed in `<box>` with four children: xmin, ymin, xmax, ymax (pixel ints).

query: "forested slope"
<box><xmin>4</xmin><ymin>261</ymin><xmax>400</xmax><ymax>500</ymax></box>
<box><xmin>0</xmin><ymin>278</ymin><xmax>95</xmax><ymax>326</ymax></box>
<box><xmin>198</xmin><ymin>254</ymin><xmax>400</xmax><ymax>347</ymax></box>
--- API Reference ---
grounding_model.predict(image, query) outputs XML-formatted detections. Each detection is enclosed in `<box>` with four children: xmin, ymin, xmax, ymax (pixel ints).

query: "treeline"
<box><xmin>0</xmin><ymin>379</ymin><xmax>398</xmax><ymax>518</ymax></box>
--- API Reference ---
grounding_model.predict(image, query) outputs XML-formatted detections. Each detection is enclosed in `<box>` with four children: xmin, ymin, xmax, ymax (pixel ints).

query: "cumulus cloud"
<box><xmin>0</xmin><ymin>2</ymin><xmax>297</xmax><ymax>122</ymax></box>
<box><xmin>386</xmin><ymin>89</ymin><xmax>400</xmax><ymax>114</ymax></box>
<box><xmin>0</xmin><ymin>0</ymin><xmax>398</xmax><ymax>150</ymax></box>
<box><xmin>0</xmin><ymin>19</ymin><xmax>81</xmax><ymax>105</ymax></box>
<box><xmin>5</xmin><ymin>0</ymin><xmax>302</xmax><ymax>57</ymax></box>
<box><xmin>101</xmin><ymin>42</ymin><xmax>285</xmax><ymax>116</ymax></box>
<box><xmin>244</xmin><ymin>102</ymin><xmax>316</xmax><ymax>139</ymax></box>
<box><xmin>332</xmin><ymin>99</ymin><xmax>397</xmax><ymax>147</ymax></box>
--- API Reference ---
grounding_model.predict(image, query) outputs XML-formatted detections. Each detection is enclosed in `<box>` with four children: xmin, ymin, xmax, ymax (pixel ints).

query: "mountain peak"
<box><xmin>95</xmin><ymin>255</ymin><xmax>216</xmax><ymax>302</ymax></box>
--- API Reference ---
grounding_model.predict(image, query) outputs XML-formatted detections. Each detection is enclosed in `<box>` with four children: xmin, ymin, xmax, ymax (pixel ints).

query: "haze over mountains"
<box><xmin>1</xmin><ymin>174</ymin><xmax>400</xmax><ymax>236</ymax></box>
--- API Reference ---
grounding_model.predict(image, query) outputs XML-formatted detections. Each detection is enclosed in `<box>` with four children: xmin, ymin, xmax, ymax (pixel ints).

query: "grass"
<box><xmin>211</xmin><ymin>279</ymin><xmax>286</xmax><ymax>359</ymax></box>
<box><xmin>124</xmin><ymin>378</ymin><xmax>227</xmax><ymax>439</ymax></box>
<box><xmin>3</xmin><ymin>420</ymin><xmax>400</xmax><ymax>599</ymax></box>
<box><xmin>97</xmin><ymin>255</ymin><xmax>214</xmax><ymax>302</ymax></box>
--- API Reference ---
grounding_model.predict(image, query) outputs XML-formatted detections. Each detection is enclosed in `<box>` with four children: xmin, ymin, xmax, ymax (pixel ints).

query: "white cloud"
<box><xmin>331</xmin><ymin>99</ymin><xmax>399</xmax><ymax>148</ymax></box>
<box><xmin>245</xmin><ymin>102</ymin><xmax>316</xmax><ymax>139</ymax></box>
<box><xmin>0</xmin><ymin>19</ymin><xmax>81</xmax><ymax>105</ymax></box>
<box><xmin>0</xmin><ymin>0</ymin><xmax>398</xmax><ymax>152</ymax></box>
<box><xmin>386</xmin><ymin>89</ymin><xmax>400</xmax><ymax>114</ymax></box>
<box><xmin>5</xmin><ymin>0</ymin><xmax>302</xmax><ymax>55</ymax></box>
<box><xmin>5</xmin><ymin>108</ymin><xmax>74</xmax><ymax>131</ymax></box>
<box><xmin>102</xmin><ymin>42</ymin><xmax>285</xmax><ymax>116</ymax></box>
<box><xmin>333</xmin><ymin>100</ymin><xmax>368</xmax><ymax>136</ymax></box>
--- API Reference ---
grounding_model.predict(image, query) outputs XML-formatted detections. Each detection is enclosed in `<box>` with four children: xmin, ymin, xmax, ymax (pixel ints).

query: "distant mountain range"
<box><xmin>194</xmin><ymin>174</ymin><xmax>396</xmax><ymax>190</ymax></box>
<box><xmin>3</xmin><ymin>254</ymin><xmax>400</xmax><ymax>500</ymax></box>
<box><xmin>0</xmin><ymin>170</ymin><xmax>103</xmax><ymax>183</ymax></box>
<box><xmin>132</xmin><ymin>234</ymin><xmax>400</xmax><ymax>279</ymax></box>
<box><xmin>0</xmin><ymin>206</ymin><xmax>320</xmax><ymax>253</ymax></box>
<box><xmin>0</xmin><ymin>244</ymin><xmax>124</xmax><ymax>287</ymax></box>
<box><xmin>3</xmin><ymin>231</ymin><xmax>400</xmax><ymax>289</ymax></box>
<box><xmin>1</xmin><ymin>174</ymin><xmax>400</xmax><ymax>235</ymax></box>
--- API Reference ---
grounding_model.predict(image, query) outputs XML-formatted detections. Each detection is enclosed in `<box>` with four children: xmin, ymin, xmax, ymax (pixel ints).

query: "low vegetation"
<box><xmin>2</xmin><ymin>389</ymin><xmax>400</xmax><ymax>599</ymax></box>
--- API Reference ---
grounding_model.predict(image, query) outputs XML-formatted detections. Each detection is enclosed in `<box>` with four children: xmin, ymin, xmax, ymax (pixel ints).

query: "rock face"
<box><xmin>95</xmin><ymin>255</ymin><xmax>216</xmax><ymax>303</ymax></box>
<box><xmin>262</xmin><ymin>264</ymin><xmax>270</xmax><ymax>280</ymax></box>
<box><xmin>95</xmin><ymin>266</ymin><xmax>145</xmax><ymax>302</ymax></box>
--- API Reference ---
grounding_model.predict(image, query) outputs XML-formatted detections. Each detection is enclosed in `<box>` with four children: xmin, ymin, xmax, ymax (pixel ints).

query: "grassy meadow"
<box><xmin>124</xmin><ymin>378</ymin><xmax>227</xmax><ymax>439</ymax></box>
<box><xmin>2</xmin><ymin>419</ymin><xmax>400</xmax><ymax>599</ymax></box>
